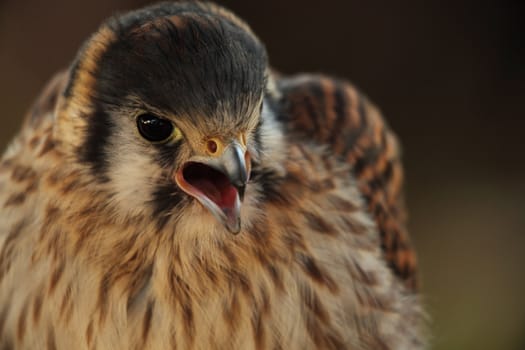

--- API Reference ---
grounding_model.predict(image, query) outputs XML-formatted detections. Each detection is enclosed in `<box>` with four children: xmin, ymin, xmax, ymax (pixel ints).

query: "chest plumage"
<box><xmin>0</xmin><ymin>2</ymin><xmax>425</xmax><ymax>349</ymax></box>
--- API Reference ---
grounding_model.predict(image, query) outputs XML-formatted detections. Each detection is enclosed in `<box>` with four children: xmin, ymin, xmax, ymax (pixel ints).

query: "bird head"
<box><xmin>53</xmin><ymin>2</ymin><xmax>276</xmax><ymax>234</ymax></box>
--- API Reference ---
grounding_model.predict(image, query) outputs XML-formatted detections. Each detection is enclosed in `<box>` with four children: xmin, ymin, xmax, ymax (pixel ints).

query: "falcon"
<box><xmin>0</xmin><ymin>2</ymin><xmax>426</xmax><ymax>349</ymax></box>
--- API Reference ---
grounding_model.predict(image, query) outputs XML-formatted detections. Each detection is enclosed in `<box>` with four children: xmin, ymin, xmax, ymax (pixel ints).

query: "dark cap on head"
<box><xmin>65</xmin><ymin>2</ymin><xmax>268</xmax><ymax>122</ymax></box>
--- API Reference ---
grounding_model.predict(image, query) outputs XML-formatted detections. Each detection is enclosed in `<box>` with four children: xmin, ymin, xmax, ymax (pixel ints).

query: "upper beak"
<box><xmin>174</xmin><ymin>140</ymin><xmax>251</xmax><ymax>234</ymax></box>
<box><xmin>206</xmin><ymin>142</ymin><xmax>249</xmax><ymax>200</ymax></box>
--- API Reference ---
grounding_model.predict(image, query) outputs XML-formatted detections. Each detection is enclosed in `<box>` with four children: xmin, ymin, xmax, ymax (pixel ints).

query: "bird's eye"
<box><xmin>136</xmin><ymin>114</ymin><xmax>176</xmax><ymax>142</ymax></box>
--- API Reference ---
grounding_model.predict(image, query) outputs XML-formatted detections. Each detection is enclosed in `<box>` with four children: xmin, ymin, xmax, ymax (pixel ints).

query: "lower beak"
<box><xmin>174</xmin><ymin>142</ymin><xmax>251</xmax><ymax>234</ymax></box>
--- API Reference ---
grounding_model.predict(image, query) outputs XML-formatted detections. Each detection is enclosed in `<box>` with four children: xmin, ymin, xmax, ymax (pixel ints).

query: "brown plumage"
<box><xmin>277</xmin><ymin>76</ymin><xmax>418</xmax><ymax>290</ymax></box>
<box><xmin>0</xmin><ymin>2</ymin><xmax>426</xmax><ymax>349</ymax></box>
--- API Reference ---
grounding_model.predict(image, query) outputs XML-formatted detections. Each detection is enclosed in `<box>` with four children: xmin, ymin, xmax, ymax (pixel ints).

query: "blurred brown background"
<box><xmin>1</xmin><ymin>0</ymin><xmax>524</xmax><ymax>348</ymax></box>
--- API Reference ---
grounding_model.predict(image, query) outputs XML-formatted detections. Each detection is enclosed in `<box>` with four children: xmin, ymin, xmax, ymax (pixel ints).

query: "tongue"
<box><xmin>218</xmin><ymin>185</ymin><xmax>238</xmax><ymax>208</ymax></box>
<box><xmin>191</xmin><ymin>178</ymin><xmax>238</xmax><ymax>209</ymax></box>
<box><xmin>192</xmin><ymin>178</ymin><xmax>221</xmax><ymax>204</ymax></box>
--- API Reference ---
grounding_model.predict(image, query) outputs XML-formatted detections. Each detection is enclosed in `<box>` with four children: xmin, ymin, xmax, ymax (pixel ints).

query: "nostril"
<box><xmin>207</xmin><ymin>139</ymin><xmax>218</xmax><ymax>154</ymax></box>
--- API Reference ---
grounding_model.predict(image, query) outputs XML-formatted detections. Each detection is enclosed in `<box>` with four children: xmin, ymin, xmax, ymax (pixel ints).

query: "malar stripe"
<box><xmin>78</xmin><ymin>107</ymin><xmax>113</xmax><ymax>181</ymax></box>
<box><xmin>150</xmin><ymin>182</ymin><xmax>184</xmax><ymax>231</ymax></box>
<box><xmin>154</xmin><ymin>140</ymin><xmax>182</xmax><ymax>169</ymax></box>
<box><xmin>66</xmin><ymin>27</ymin><xmax>118</xmax><ymax>179</ymax></box>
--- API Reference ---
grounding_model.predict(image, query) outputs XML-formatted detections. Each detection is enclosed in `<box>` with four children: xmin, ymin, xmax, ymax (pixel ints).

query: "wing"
<box><xmin>274</xmin><ymin>74</ymin><xmax>418</xmax><ymax>291</ymax></box>
<box><xmin>1</xmin><ymin>70</ymin><xmax>67</xmax><ymax>236</ymax></box>
<box><xmin>23</xmin><ymin>70</ymin><xmax>69</xmax><ymax>129</ymax></box>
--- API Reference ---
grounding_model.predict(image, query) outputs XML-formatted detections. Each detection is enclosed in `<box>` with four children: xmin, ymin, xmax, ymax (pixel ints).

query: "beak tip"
<box><xmin>226</xmin><ymin>219</ymin><xmax>241</xmax><ymax>235</ymax></box>
<box><xmin>237</xmin><ymin>185</ymin><xmax>246</xmax><ymax>201</ymax></box>
<box><xmin>223</xmin><ymin>194</ymin><xmax>242</xmax><ymax>234</ymax></box>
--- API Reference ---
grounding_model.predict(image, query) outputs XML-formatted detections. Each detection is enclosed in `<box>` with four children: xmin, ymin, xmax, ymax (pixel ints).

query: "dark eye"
<box><xmin>136</xmin><ymin>114</ymin><xmax>174</xmax><ymax>142</ymax></box>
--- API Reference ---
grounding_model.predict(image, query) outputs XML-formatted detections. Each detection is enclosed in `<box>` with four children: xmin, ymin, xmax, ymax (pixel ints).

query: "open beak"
<box><xmin>174</xmin><ymin>140</ymin><xmax>251</xmax><ymax>234</ymax></box>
